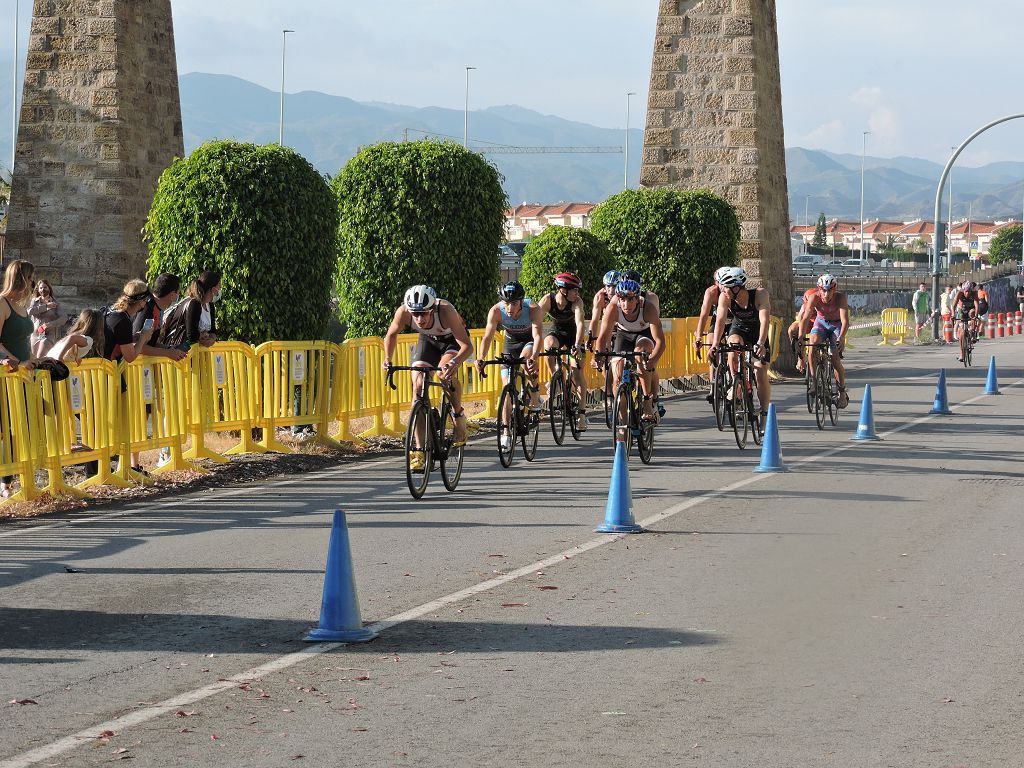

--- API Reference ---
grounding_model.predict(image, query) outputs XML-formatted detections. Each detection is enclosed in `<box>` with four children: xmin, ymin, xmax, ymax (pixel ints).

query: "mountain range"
<box><xmin>2</xmin><ymin>67</ymin><xmax>1023</xmax><ymax>222</ymax></box>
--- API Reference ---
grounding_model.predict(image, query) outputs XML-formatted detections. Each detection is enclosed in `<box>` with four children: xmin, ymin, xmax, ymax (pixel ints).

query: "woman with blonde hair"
<box><xmin>47</xmin><ymin>308</ymin><xmax>105</xmax><ymax>363</ymax></box>
<box><xmin>0</xmin><ymin>259</ymin><xmax>37</xmax><ymax>498</ymax></box>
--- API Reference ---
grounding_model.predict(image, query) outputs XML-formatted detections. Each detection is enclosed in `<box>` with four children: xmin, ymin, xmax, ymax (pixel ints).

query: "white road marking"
<box><xmin>1</xmin><ymin>378</ymin><xmax>1021</xmax><ymax>768</ymax></box>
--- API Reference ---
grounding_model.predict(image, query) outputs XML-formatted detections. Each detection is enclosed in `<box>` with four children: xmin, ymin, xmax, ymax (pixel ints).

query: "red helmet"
<box><xmin>554</xmin><ymin>272</ymin><xmax>582</xmax><ymax>290</ymax></box>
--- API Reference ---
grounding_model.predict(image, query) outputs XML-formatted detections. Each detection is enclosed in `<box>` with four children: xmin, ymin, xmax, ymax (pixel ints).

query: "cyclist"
<box><xmin>789</xmin><ymin>286</ymin><xmax>819</xmax><ymax>372</ymax></box>
<box><xmin>950</xmin><ymin>279</ymin><xmax>981</xmax><ymax>348</ymax></box>
<box><xmin>538</xmin><ymin>272</ymin><xmax>589</xmax><ymax>430</ymax></box>
<box><xmin>383</xmin><ymin>285</ymin><xmax>473</xmax><ymax>471</ymax></box>
<box><xmin>804</xmin><ymin>274</ymin><xmax>850</xmax><ymax>408</ymax></box>
<box><xmin>594</xmin><ymin>278</ymin><xmax>666</xmax><ymax>433</ymax></box>
<box><xmin>694</xmin><ymin>266</ymin><xmax>732</xmax><ymax>396</ymax></box>
<box><xmin>711</xmin><ymin>267</ymin><xmax>772</xmax><ymax>423</ymax></box>
<box><xmin>586</xmin><ymin>270</ymin><xmax>620</xmax><ymax>348</ymax></box>
<box><xmin>621</xmin><ymin>268</ymin><xmax>660</xmax><ymax>314</ymax></box>
<box><xmin>476</xmin><ymin>281</ymin><xmax>545</xmax><ymax>449</ymax></box>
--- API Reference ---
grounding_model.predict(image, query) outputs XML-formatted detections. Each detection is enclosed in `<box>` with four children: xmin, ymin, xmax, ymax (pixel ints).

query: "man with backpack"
<box><xmin>132</xmin><ymin>272</ymin><xmax>186</xmax><ymax>361</ymax></box>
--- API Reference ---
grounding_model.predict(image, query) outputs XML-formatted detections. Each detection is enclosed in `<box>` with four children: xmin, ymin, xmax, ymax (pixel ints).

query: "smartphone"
<box><xmin>142</xmin><ymin>318</ymin><xmax>155</xmax><ymax>330</ymax></box>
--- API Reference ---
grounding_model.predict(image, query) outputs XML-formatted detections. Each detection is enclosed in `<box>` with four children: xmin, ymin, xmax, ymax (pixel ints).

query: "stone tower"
<box><xmin>642</xmin><ymin>0</ymin><xmax>793</xmax><ymax>333</ymax></box>
<box><xmin>6</xmin><ymin>0</ymin><xmax>183</xmax><ymax>304</ymax></box>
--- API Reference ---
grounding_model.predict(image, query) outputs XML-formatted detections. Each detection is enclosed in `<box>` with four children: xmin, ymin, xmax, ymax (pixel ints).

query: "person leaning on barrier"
<box><xmin>382</xmin><ymin>285</ymin><xmax>473</xmax><ymax>470</ymax></box>
<box><xmin>132</xmin><ymin>272</ymin><xmax>185</xmax><ymax>361</ymax></box>
<box><xmin>158</xmin><ymin>271</ymin><xmax>220</xmax><ymax>352</ymax></box>
<box><xmin>0</xmin><ymin>259</ymin><xmax>38</xmax><ymax>499</ymax></box>
<box><xmin>48</xmin><ymin>309</ymin><xmax>105</xmax><ymax>363</ymax></box>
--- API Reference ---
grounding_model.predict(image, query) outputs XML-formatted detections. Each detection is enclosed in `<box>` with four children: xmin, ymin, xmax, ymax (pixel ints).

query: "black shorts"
<box><xmin>413</xmin><ymin>333</ymin><xmax>460</xmax><ymax>368</ymax></box>
<box><xmin>729</xmin><ymin>320</ymin><xmax>761</xmax><ymax>347</ymax></box>
<box><xmin>546</xmin><ymin>327</ymin><xmax>576</xmax><ymax>350</ymax></box>
<box><xmin>502</xmin><ymin>336</ymin><xmax>534</xmax><ymax>362</ymax></box>
<box><xmin>613</xmin><ymin>327</ymin><xmax>654</xmax><ymax>354</ymax></box>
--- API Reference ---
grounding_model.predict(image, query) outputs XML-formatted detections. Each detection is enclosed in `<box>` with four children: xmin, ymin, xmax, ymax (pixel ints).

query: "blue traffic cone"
<box><xmin>305</xmin><ymin>510</ymin><xmax>378</xmax><ymax>643</ymax></box>
<box><xmin>984</xmin><ymin>356</ymin><xmax>1001</xmax><ymax>395</ymax></box>
<box><xmin>595</xmin><ymin>442</ymin><xmax>644</xmax><ymax>533</ymax></box>
<box><xmin>929</xmin><ymin>369</ymin><xmax>953</xmax><ymax>415</ymax></box>
<box><xmin>851</xmin><ymin>384</ymin><xmax>882</xmax><ymax>441</ymax></box>
<box><xmin>754</xmin><ymin>403</ymin><xmax>789</xmax><ymax>472</ymax></box>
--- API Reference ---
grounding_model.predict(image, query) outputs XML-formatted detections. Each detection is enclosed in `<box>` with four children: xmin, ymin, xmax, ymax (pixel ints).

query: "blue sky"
<box><xmin>3</xmin><ymin>0</ymin><xmax>1023</xmax><ymax>166</ymax></box>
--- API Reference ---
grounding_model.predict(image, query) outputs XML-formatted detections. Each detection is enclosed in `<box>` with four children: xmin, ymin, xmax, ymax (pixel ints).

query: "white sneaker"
<box><xmin>577</xmin><ymin>413</ymin><xmax>589</xmax><ymax>432</ymax></box>
<box><xmin>155</xmin><ymin>449</ymin><xmax>172</xmax><ymax>469</ymax></box>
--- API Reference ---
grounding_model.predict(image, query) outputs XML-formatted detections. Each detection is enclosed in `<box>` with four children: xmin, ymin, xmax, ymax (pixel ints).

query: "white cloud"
<box><xmin>798</xmin><ymin>120</ymin><xmax>844</xmax><ymax>150</ymax></box>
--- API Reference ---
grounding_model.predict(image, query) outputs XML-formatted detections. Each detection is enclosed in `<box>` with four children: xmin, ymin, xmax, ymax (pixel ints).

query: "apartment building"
<box><xmin>790</xmin><ymin>218</ymin><xmax>1020</xmax><ymax>256</ymax></box>
<box><xmin>505</xmin><ymin>203</ymin><xmax>596</xmax><ymax>242</ymax></box>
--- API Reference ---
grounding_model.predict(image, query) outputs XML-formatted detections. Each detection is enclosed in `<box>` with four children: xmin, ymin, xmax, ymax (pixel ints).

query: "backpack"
<box><xmin>157</xmin><ymin>298</ymin><xmax>191</xmax><ymax>348</ymax></box>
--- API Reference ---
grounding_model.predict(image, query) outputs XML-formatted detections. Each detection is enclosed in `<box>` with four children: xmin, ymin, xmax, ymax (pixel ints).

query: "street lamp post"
<box><xmin>10</xmin><ymin>0</ymin><xmax>19</xmax><ymax>179</ymax></box>
<box><xmin>946</xmin><ymin>145</ymin><xmax>955</xmax><ymax>272</ymax></box>
<box><xmin>464</xmin><ymin>67</ymin><xmax>476</xmax><ymax>148</ymax></box>
<box><xmin>279</xmin><ymin>29</ymin><xmax>294</xmax><ymax>146</ymax></box>
<box><xmin>805</xmin><ymin>195</ymin><xmax>810</xmax><ymax>226</ymax></box>
<box><xmin>860</xmin><ymin>130</ymin><xmax>870</xmax><ymax>260</ymax></box>
<box><xmin>624</xmin><ymin>92</ymin><xmax>635</xmax><ymax>190</ymax></box>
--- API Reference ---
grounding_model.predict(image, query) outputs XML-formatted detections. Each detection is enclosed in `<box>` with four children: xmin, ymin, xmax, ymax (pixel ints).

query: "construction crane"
<box><xmin>402</xmin><ymin>128</ymin><xmax>622</xmax><ymax>154</ymax></box>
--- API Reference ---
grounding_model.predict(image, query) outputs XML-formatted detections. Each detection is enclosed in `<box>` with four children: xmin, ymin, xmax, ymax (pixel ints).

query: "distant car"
<box><xmin>502</xmin><ymin>242</ymin><xmax>528</xmax><ymax>259</ymax></box>
<box><xmin>878</xmin><ymin>258</ymin><xmax>895</xmax><ymax>268</ymax></box>
<box><xmin>792</xmin><ymin>254</ymin><xmax>827</xmax><ymax>266</ymax></box>
<box><xmin>841</xmin><ymin>259</ymin><xmax>870</xmax><ymax>267</ymax></box>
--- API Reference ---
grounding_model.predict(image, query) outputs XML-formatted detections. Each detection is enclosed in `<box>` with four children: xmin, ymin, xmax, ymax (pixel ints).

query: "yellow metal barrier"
<box><xmin>464</xmin><ymin>328</ymin><xmax>502</xmax><ymax>420</ymax></box>
<box><xmin>122</xmin><ymin>356</ymin><xmax>196</xmax><ymax>477</ymax></box>
<box><xmin>879</xmin><ymin>308</ymin><xmax>909</xmax><ymax>345</ymax></box>
<box><xmin>186</xmin><ymin>343</ymin><xmax>266</xmax><ymax>460</ymax></box>
<box><xmin>41</xmin><ymin>358</ymin><xmax>127</xmax><ymax>495</ymax></box>
<box><xmin>0</xmin><ymin>369</ymin><xmax>43</xmax><ymax>505</ymax></box>
<box><xmin>255</xmin><ymin>341</ymin><xmax>341</xmax><ymax>452</ymax></box>
<box><xmin>332</xmin><ymin>337</ymin><xmax>401</xmax><ymax>443</ymax></box>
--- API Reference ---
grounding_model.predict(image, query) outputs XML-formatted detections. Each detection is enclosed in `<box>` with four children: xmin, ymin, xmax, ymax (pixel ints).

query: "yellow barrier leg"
<box><xmin>332</xmin><ymin>417</ymin><xmax>369</xmax><ymax>447</ymax></box>
<box><xmin>41</xmin><ymin>456</ymin><xmax>90</xmax><ymax>499</ymax></box>
<box><xmin>224</xmin><ymin>423</ymin><xmax>271</xmax><ymax>456</ymax></box>
<box><xmin>77</xmin><ymin>449</ymin><xmax>132</xmax><ymax>490</ymax></box>
<box><xmin>182</xmin><ymin>427</ymin><xmax>229</xmax><ymax>464</ymax></box>
<box><xmin>257</xmin><ymin>422</ymin><xmax>293</xmax><ymax>454</ymax></box>
<box><xmin>154</xmin><ymin>440</ymin><xmax>206</xmax><ymax>475</ymax></box>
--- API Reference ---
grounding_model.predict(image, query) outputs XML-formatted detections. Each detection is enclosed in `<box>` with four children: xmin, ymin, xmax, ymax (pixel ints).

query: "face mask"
<box><xmin>212</xmin><ymin>290</ymin><xmax>222</xmax><ymax>303</ymax></box>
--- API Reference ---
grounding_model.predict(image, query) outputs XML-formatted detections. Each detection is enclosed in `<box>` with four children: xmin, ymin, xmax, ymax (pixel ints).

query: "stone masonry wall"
<box><xmin>5</xmin><ymin>0</ymin><xmax>183</xmax><ymax>304</ymax></box>
<box><xmin>642</xmin><ymin>0</ymin><xmax>794</xmax><ymax>363</ymax></box>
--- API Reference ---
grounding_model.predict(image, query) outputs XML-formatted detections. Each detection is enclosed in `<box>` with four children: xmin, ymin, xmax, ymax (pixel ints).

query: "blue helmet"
<box><xmin>602</xmin><ymin>270</ymin><xmax>621</xmax><ymax>287</ymax></box>
<box><xmin>615</xmin><ymin>279</ymin><xmax>641</xmax><ymax>297</ymax></box>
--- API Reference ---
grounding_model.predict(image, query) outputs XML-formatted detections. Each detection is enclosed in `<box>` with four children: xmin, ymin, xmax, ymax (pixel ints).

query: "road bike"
<box><xmin>720</xmin><ymin>342</ymin><xmax>765</xmax><ymax>449</ymax></box>
<box><xmin>792</xmin><ymin>334</ymin><xmax>814</xmax><ymax>414</ymax></box>
<box><xmin>697</xmin><ymin>340</ymin><xmax>728</xmax><ymax>431</ymax></box>
<box><xmin>479</xmin><ymin>354</ymin><xmax>541</xmax><ymax>468</ymax></box>
<box><xmin>597</xmin><ymin>350</ymin><xmax>655</xmax><ymax>464</ymax></box>
<box><xmin>806</xmin><ymin>341</ymin><xmax>840</xmax><ymax>430</ymax></box>
<box><xmin>386</xmin><ymin>364</ymin><xmax>464</xmax><ymax>500</ymax></box>
<box><xmin>538</xmin><ymin>347</ymin><xmax>584</xmax><ymax>445</ymax></box>
<box><xmin>954</xmin><ymin>313</ymin><xmax>975</xmax><ymax>367</ymax></box>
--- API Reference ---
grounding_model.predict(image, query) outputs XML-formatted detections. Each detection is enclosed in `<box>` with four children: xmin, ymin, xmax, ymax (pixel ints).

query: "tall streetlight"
<box><xmin>464</xmin><ymin>66</ymin><xmax>476</xmax><ymax>148</ymax></box>
<box><xmin>10</xmin><ymin>0</ymin><xmax>19</xmax><ymax>179</ymax></box>
<box><xmin>946</xmin><ymin>145</ymin><xmax>955</xmax><ymax>270</ymax></box>
<box><xmin>624</xmin><ymin>92</ymin><xmax>636</xmax><ymax>190</ymax></box>
<box><xmin>859</xmin><ymin>130</ymin><xmax>870</xmax><ymax>260</ymax></box>
<box><xmin>279</xmin><ymin>29</ymin><xmax>294</xmax><ymax>146</ymax></box>
<box><xmin>805</xmin><ymin>195</ymin><xmax>810</xmax><ymax>226</ymax></box>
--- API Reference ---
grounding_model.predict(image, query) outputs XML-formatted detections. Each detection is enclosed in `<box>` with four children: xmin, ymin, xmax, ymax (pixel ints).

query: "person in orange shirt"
<box><xmin>976</xmin><ymin>283</ymin><xmax>990</xmax><ymax>322</ymax></box>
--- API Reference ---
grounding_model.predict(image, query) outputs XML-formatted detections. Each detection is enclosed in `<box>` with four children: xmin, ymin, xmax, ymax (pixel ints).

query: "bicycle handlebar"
<box><xmin>384</xmin><ymin>364</ymin><xmax>440</xmax><ymax>390</ymax></box>
<box><xmin>476</xmin><ymin>354</ymin><xmax>530</xmax><ymax>380</ymax></box>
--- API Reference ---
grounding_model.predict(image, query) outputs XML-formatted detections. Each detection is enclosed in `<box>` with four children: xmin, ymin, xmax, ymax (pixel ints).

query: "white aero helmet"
<box><xmin>817</xmin><ymin>274</ymin><xmax>837</xmax><ymax>291</ymax></box>
<box><xmin>404</xmin><ymin>284</ymin><xmax>438</xmax><ymax>312</ymax></box>
<box><xmin>717</xmin><ymin>266</ymin><xmax>747</xmax><ymax>288</ymax></box>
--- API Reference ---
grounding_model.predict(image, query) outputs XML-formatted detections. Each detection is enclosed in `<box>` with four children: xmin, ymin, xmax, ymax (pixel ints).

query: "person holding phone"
<box><xmin>133</xmin><ymin>273</ymin><xmax>186</xmax><ymax>361</ymax></box>
<box><xmin>28</xmin><ymin>279</ymin><xmax>61</xmax><ymax>356</ymax></box>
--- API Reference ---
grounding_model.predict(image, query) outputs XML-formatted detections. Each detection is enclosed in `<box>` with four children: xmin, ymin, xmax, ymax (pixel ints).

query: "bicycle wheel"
<box><xmin>603</xmin><ymin>364</ymin><xmax>614</xmax><ymax>429</ymax></box>
<box><xmin>404</xmin><ymin>400</ymin><xmax>432</xmax><ymax>499</ymax></box>
<box><xmin>637</xmin><ymin>392</ymin><xmax>655</xmax><ymax>464</ymax></box>
<box><xmin>713</xmin><ymin>363</ymin><xmax>729</xmax><ymax>431</ymax></box>
<box><xmin>965</xmin><ymin>333</ymin><xmax>973</xmax><ymax>367</ymax></box>
<box><xmin>959</xmin><ymin>325</ymin><xmax>970</xmax><ymax>367</ymax></box>
<box><xmin>438</xmin><ymin>397</ymin><xmax>464</xmax><ymax>492</ymax></box>
<box><xmin>567</xmin><ymin>383</ymin><xmax>582</xmax><ymax>441</ymax></box>
<box><xmin>731</xmin><ymin>363</ymin><xmax>749</xmax><ymax>449</ymax></box>
<box><xmin>524</xmin><ymin>380</ymin><xmax>540</xmax><ymax>460</ymax></box>
<box><xmin>748</xmin><ymin>368</ymin><xmax>764</xmax><ymax>446</ymax></box>
<box><xmin>496</xmin><ymin>384</ymin><xmax>517</xmax><ymax>468</ymax></box>
<box><xmin>804</xmin><ymin>362</ymin><xmax>814</xmax><ymax>414</ymax></box>
<box><xmin>814</xmin><ymin>364</ymin><xmax>828</xmax><ymax>430</ymax></box>
<box><xmin>548</xmin><ymin>373</ymin><xmax>566</xmax><ymax>445</ymax></box>
<box><xmin>612</xmin><ymin>382</ymin><xmax>634</xmax><ymax>458</ymax></box>
<box><xmin>826</xmin><ymin>364</ymin><xmax>839</xmax><ymax>427</ymax></box>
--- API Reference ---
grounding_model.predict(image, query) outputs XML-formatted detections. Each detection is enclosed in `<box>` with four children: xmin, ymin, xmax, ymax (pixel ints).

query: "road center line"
<box><xmin>2</xmin><ymin>377</ymin><xmax>1020</xmax><ymax>768</ymax></box>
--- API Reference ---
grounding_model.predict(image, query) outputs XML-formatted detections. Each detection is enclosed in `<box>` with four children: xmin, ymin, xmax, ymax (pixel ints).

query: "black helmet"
<box><xmin>621</xmin><ymin>269</ymin><xmax>642</xmax><ymax>285</ymax></box>
<box><xmin>498</xmin><ymin>281</ymin><xmax>525</xmax><ymax>302</ymax></box>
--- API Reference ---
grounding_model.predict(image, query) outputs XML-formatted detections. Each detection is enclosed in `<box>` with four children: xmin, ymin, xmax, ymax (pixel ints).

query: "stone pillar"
<box><xmin>642</xmin><ymin>0</ymin><xmax>794</xmax><ymax>366</ymax></box>
<box><xmin>6</xmin><ymin>0</ymin><xmax>183</xmax><ymax>305</ymax></box>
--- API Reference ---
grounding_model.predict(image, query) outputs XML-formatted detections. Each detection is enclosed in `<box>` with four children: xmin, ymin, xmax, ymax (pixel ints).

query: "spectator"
<box><xmin>159</xmin><ymin>270</ymin><xmax>220</xmax><ymax>351</ymax></box>
<box><xmin>47</xmin><ymin>308</ymin><xmax>105</xmax><ymax>363</ymax></box>
<box><xmin>0</xmin><ymin>259</ymin><xmax>37</xmax><ymax>499</ymax></box>
<box><xmin>911</xmin><ymin>282</ymin><xmax>930</xmax><ymax>341</ymax></box>
<box><xmin>132</xmin><ymin>272</ymin><xmax>186</xmax><ymax>361</ymax></box>
<box><xmin>1017</xmin><ymin>283</ymin><xmax>1024</xmax><ymax>314</ymax></box>
<box><xmin>28</xmin><ymin>279</ymin><xmax>60</xmax><ymax>356</ymax></box>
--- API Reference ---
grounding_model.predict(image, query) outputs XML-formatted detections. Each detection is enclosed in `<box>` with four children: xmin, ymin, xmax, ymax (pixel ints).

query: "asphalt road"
<box><xmin>2</xmin><ymin>337</ymin><xmax>1023</xmax><ymax>767</ymax></box>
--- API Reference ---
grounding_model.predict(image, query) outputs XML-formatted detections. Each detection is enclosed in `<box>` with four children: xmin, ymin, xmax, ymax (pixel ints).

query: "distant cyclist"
<box><xmin>383</xmin><ymin>285</ymin><xmax>473</xmax><ymax>471</ymax></box>
<box><xmin>538</xmin><ymin>272</ymin><xmax>589</xmax><ymax>430</ymax></box>
<box><xmin>587</xmin><ymin>270</ymin><xmax>620</xmax><ymax>349</ymax></box>
<box><xmin>804</xmin><ymin>274</ymin><xmax>850</xmax><ymax>408</ymax></box>
<box><xmin>594</xmin><ymin>278</ymin><xmax>666</xmax><ymax>431</ymax></box>
<box><xmin>789</xmin><ymin>286</ymin><xmax>818</xmax><ymax>372</ymax></box>
<box><xmin>476</xmin><ymin>281</ymin><xmax>545</xmax><ymax>449</ymax></box>
<box><xmin>711</xmin><ymin>267</ymin><xmax>772</xmax><ymax>423</ymax></box>
<box><xmin>950</xmin><ymin>279</ymin><xmax>981</xmax><ymax>347</ymax></box>
<box><xmin>694</xmin><ymin>266</ymin><xmax>732</xmax><ymax>394</ymax></box>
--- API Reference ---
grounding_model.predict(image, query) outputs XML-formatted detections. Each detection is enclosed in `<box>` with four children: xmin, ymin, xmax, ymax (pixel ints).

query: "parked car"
<box><xmin>792</xmin><ymin>254</ymin><xmax>827</xmax><ymax>266</ymax></box>
<box><xmin>840</xmin><ymin>258</ymin><xmax>870</xmax><ymax>267</ymax></box>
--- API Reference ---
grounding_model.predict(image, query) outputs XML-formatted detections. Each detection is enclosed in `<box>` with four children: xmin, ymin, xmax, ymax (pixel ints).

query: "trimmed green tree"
<box><xmin>812</xmin><ymin>213</ymin><xmax>827</xmax><ymax>248</ymax></box>
<box><xmin>333</xmin><ymin>140</ymin><xmax>507</xmax><ymax>337</ymax></box>
<box><xmin>989</xmin><ymin>224</ymin><xmax>1022</xmax><ymax>265</ymax></box>
<box><xmin>143</xmin><ymin>140</ymin><xmax>338</xmax><ymax>344</ymax></box>
<box><xmin>519</xmin><ymin>225</ymin><xmax>614</xmax><ymax>301</ymax></box>
<box><xmin>589</xmin><ymin>188</ymin><xmax>740</xmax><ymax>317</ymax></box>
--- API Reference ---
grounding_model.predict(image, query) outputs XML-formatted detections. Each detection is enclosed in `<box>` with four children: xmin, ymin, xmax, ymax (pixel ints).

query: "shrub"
<box><xmin>333</xmin><ymin>140</ymin><xmax>507</xmax><ymax>337</ymax></box>
<box><xmin>589</xmin><ymin>188</ymin><xmax>740</xmax><ymax>317</ymax></box>
<box><xmin>143</xmin><ymin>140</ymin><xmax>337</xmax><ymax>344</ymax></box>
<box><xmin>519</xmin><ymin>226</ymin><xmax>614</xmax><ymax>301</ymax></box>
<box><xmin>989</xmin><ymin>224</ymin><xmax>1022</xmax><ymax>265</ymax></box>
